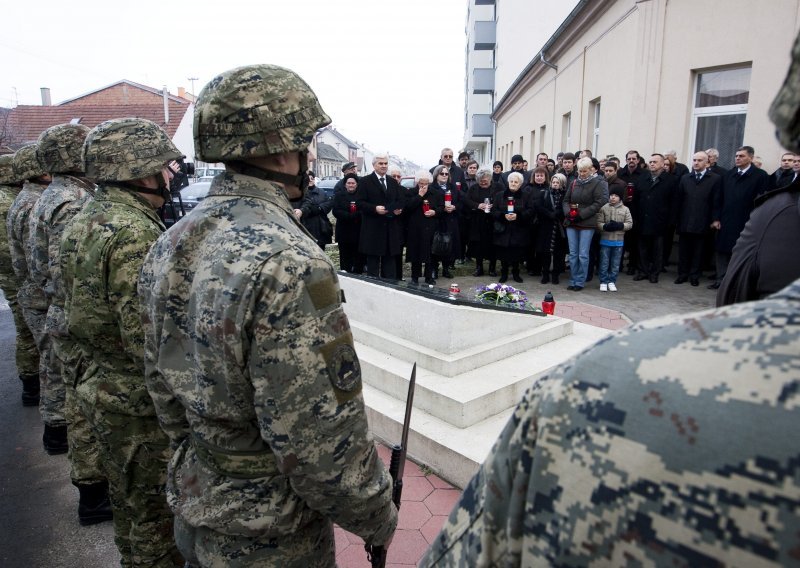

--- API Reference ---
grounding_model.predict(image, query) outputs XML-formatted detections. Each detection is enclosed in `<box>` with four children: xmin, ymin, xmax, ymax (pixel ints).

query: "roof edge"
<box><xmin>58</xmin><ymin>79</ymin><xmax>189</xmax><ymax>106</ymax></box>
<box><xmin>492</xmin><ymin>0</ymin><xmax>616</xmax><ymax>120</ymax></box>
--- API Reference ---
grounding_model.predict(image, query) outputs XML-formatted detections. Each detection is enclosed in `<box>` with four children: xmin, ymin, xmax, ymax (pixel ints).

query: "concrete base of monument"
<box><xmin>338</xmin><ymin>274</ymin><xmax>610</xmax><ymax>489</ymax></box>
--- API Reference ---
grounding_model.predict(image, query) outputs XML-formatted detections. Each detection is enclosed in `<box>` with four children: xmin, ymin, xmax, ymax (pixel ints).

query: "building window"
<box><xmin>690</xmin><ymin>66</ymin><xmax>751</xmax><ymax>169</ymax></box>
<box><xmin>539</xmin><ymin>125</ymin><xmax>546</xmax><ymax>155</ymax></box>
<box><xmin>562</xmin><ymin>113</ymin><xmax>572</xmax><ymax>152</ymax></box>
<box><xmin>530</xmin><ymin>130</ymin><xmax>536</xmax><ymax>163</ymax></box>
<box><xmin>589</xmin><ymin>99</ymin><xmax>601</xmax><ymax>156</ymax></box>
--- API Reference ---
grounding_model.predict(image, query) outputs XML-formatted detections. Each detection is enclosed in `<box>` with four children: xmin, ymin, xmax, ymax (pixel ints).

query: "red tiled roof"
<box><xmin>4</xmin><ymin>102</ymin><xmax>190</xmax><ymax>149</ymax></box>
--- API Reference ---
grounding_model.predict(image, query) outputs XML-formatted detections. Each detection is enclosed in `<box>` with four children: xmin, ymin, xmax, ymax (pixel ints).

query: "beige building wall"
<box><xmin>493</xmin><ymin>0</ymin><xmax>800</xmax><ymax>172</ymax></box>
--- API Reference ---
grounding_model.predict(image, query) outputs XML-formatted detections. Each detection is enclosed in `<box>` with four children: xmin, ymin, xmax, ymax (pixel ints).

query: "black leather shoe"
<box><xmin>424</xmin><ymin>278</ymin><xmax>437</xmax><ymax>285</ymax></box>
<box><xmin>512</xmin><ymin>272</ymin><xmax>523</xmax><ymax>283</ymax></box>
<box><xmin>573</xmin><ymin>286</ymin><xmax>583</xmax><ymax>292</ymax></box>
<box><xmin>552</xmin><ymin>274</ymin><xmax>560</xmax><ymax>284</ymax></box>
<box><xmin>690</xmin><ymin>278</ymin><xmax>700</xmax><ymax>286</ymax></box>
<box><xmin>442</xmin><ymin>270</ymin><xmax>454</xmax><ymax>279</ymax></box>
<box><xmin>707</xmin><ymin>282</ymin><xmax>720</xmax><ymax>290</ymax></box>
<box><xmin>77</xmin><ymin>482</ymin><xmax>113</xmax><ymax>526</ymax></box>
<box><xmin>633</xmin><ymin>274</ymin><xmax>647</xmax><ymax>281</ymax></box>
<box><xmin>488</xmin><ymin>270</ymin><xmax>497</xmax><ymax>277</ymax></box>
<box><xmin>567</xmin><ymin>285</ymin><xmax>575</xmax><ymax>291</ymax></box>
<box><xmin>411</xmin><ymin>277</ymin><xmax>419</xmax><ymax>284</ymax></box>
<box><xmin>540</xmin><ymin>274</ymin><xmax>550</xmax><ymax>284</ymax></box>
<box><xmin>674</xmin><ymin>277</ymin><xmax>688</xmax><ymax>284</ymax></box>
<box><xmin>43</xmin><ymin>425</ymin><xmax>68</xmax><ymax>455</ymax></box>
<box><xmin>498</xmin><ymin>273</ymin><xmax>508</xmax><ymax>283</ymax></box>
<box><xmin>21</xmin><ymin>374</ymin><xmax>40</xmax><ymax>407</ymax></box>
<box><xmin>649</xmin><ymin>275</ymin><xmax>659</xmax><ymax>283</ymax></box>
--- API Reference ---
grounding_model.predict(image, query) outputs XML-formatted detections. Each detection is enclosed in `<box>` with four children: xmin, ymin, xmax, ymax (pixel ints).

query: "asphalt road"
<box><xmin>0</xmin><ymin>303</ymin><xmax>118</xmax><ymax>568</ymax></box>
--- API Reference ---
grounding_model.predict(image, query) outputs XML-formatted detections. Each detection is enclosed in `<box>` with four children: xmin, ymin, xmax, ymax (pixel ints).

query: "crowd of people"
<box><xmin>0</xmin><ymin>48</ymin><xmax>798</xmax><ymax>567</ymax></box>
<box><xmin>306</xmin><ymin>143</ymin><xmax>795</xmax><ymax>300</ymax></box>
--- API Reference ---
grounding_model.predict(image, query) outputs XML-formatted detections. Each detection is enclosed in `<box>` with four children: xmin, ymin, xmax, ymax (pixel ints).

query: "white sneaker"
<box><xmin>608</xmin><ymin>282</ymin><xmax>618</xmax><ymax>292</ymax></box>
<box><xmin>599</xmin><ymin>283</ymin><xmax>608</xmax><ymax>292</ymax></box>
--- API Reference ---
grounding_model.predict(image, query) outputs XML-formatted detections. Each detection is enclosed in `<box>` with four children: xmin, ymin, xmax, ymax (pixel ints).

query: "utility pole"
<box><xmin>188</xmin><ymin>77</ymin><xmax>198</xmax><ymax>99</ymax></box>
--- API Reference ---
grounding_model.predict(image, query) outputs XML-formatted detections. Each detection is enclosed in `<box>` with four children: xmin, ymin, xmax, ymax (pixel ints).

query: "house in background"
<box><xmin>317</xmin><ymin>126</ymin><xmax>362</xmax><ymax>172</ymax></box>
<box><xmin>1</xmin><ymin>79</ymin><xmax>195</xmax><ymax>163</ymax></box>
<box><xmin>314</xmin><ymin>142</ymin><xmax>348</xmax><ymax>178</ymax></box>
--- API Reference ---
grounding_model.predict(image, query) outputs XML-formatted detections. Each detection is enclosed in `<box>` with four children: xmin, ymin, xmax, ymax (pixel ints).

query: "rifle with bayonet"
<box><xmin>366</xmin><ymin>362</ymin><xmax>417</xmax><ymax>568</ymax></box>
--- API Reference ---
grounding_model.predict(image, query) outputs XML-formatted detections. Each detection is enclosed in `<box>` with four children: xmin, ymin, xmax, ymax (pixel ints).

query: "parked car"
<box><xmin>317</xmin><ymin>179</ymin><xmax>338</xmax><ymax>199</ymax></box>
<box><xmin>400</xmin><ymin>176</ymin><xmax>416</xmax><ymax>189</ymax></box>
<box><xmin>180</xmin><ymin>181</ymin><xmax>212</xmax><ymax>214</ymax></box>
<box><xmin>193</xmin><ymin>167</ymin><xmax>225</xmax><ymax>180</ymax></box>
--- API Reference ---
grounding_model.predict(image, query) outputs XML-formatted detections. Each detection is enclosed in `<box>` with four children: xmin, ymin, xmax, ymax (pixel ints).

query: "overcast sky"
<box><xmin>1</xmin><ymin>0</ymin><xmax>467</xmax><ymax>167</ymax></box>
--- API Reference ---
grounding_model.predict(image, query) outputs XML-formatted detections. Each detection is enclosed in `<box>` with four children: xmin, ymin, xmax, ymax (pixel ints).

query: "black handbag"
<box><xmin>431</xmin><ymin>231</ymin><xmax>453</xmax><ymax>257</ymax></box>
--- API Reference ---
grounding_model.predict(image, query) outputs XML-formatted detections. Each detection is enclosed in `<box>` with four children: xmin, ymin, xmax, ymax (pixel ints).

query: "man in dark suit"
<box><xmin>430</xmin><ymin>148</ymin><xmax>467</xmax><ymax>188</ymax></box>
<box><xmin>632</xmin><ymin>153</ymin><xmax>678</xmax><ymax>283</ymax></box>
<box><xmin>616</xmin><ymin>150</ymin><xmax>647</xmax><ymax>274</ymax></box>
<box><xmin>706</xmin><ymin>148</ymin><xmax>728</xmax><ymax>177</ymax></box>
<box><xmin>709</xmin><ymin>145</ymin><xmax>770</xmax><ymax>289</ymax></box>
<box><xmin>771</xmin><ymin>151</ymin><xmax>796</xmax><ymax>189</ymax></box>
<box><xmin>502</xmin><ymin>154</ymin><xmax>527</xmax><ymax>187</ymax></box>
<box><xmin>357</xmin><ymin>153</ymin><xmax>406</xmax><ymax>279</ymax></box>
<box><xmin>674</xmin><ymin>151</ymin><xmax>721</xmax><ymax>286</ymax></box>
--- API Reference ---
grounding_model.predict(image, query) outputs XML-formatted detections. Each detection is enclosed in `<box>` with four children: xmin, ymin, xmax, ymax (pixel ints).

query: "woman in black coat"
<box><xmin>492</xmin><ymin>171</ymin><xmax>533</xmax><ymax>283</ymax></box>
<box><xmin>332</xmin><ymin>173</ymin><xmax>363</xmax><ymax>273</ymax></box>
<box><xmin>430</xmin><ymin>164</ymin><xmax>461</xmax><ymax>279</ymax></box>
<box><xmin>299</xmin><ymin>171</ymin><xmax>333</xmax><ymax>249</ymax></box>
<box><xmin>524</xmin><ymin>167</ymin><xmax>550</xmax><ymax>276</ymax></box>
<box><xmin>534</xmin><ymin>173</ymin><xmax>568</xmax><ymax>284</ymax></box>
<box><xmin>404</xmin><ymin>172</ymin><xmax>444</xmax><ymax>284</ymax></box>
<box><xmin>463</xmin><ymin>168</ymin><xmax>501</xmax><ymax>276</ymax></box>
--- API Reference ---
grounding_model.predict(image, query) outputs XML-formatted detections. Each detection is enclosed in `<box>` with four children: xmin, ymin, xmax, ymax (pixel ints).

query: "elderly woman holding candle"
<box><xmin>404</xmin><ymin>170</ymin><xmax>444</xmax><ymax>284</ymax></box>
<box><xmin>492</xmin><ymin>171</ymin><xmax>533</xmax><ymax>283</ymax></box>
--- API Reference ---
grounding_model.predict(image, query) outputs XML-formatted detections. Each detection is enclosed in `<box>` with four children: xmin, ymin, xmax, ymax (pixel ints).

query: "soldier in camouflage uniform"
<box><xmin>60</xmin><ymin>118</ymin><xmax>183</xmax><ymax>567</ymax></box>
<box><xmin>139</xmin><ymin>64</ymin><xmax>398</xmax><ymax>567</ymax></box>
<box><xmin>30</xmin><ymin>123</ymin><xmax>112</xmax><ymax>525</ymax></box>
<box><xmin>7</xmin><ymin>146</ymin><xmax>53</xmax><ymax>438</ymax></box>
<box><xmin>421</xmin><ymin>34</ymin><xmax>800</xmax><ymax>567</ymax></box>
<box><xmin>0</xmin><ymin>153</ymin><xmax>40</xmax><ymax>405</ymax></box>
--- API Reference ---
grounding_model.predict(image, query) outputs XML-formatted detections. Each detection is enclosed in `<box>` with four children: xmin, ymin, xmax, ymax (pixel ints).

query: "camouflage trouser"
<box><xmin>54</xmin><ymin>337</ymin><xmax>105</xmax><ymax>485</ymax></box>
<box><xmin>174</xmin><ymin>514</ymin><xmax>335</xmax><ymax>568</ymax></box>
<box><xmin>22</xmin><ymin>306</ymin><xmax>65</xmax><ymax>426</ymax></box>
<box><xmin>1</xmin><ymin>284</ymin><xmax>39</xmax><ymax>378</ymax></box>
<box><xmin>75</xmin><ymin>378</ymin><xmax>182</xmax><ymax>568</ymax></box>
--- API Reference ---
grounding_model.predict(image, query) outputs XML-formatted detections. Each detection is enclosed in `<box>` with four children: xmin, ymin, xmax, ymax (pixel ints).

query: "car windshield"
<box><xmin>181</xmin><ymin>181</ymin><xmax>212</xmax><ymax>199</ymax></box>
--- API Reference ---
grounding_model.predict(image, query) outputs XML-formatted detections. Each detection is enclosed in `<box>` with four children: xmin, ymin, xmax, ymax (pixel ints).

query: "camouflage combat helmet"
<box><xmin>770</xmin><ymin>30</ymin><xmax>800</xmax><ymax>153</ymax></box>
<box><xmin>194</xmin><ymin>64</ymin><xmax>331</xmax><ymax>162</ymax></box>
<box><xmin>83</xmin><ymin>118</ymin><xmax>182</xmax><ymax>182</ymax></box>
<box><xmin>12</xmin><ymin>144</ymin><xmax>47</xmax><ymax>181</ymax></box>
<box><xmin>0</xmin><ymin>154</ymin><xmax>17</xmax><ymax>185</ymax></box>
<box><xmin>37</xmin><ymin>123</ymin><xmax>91</xmax><ymax>174</ymax></box>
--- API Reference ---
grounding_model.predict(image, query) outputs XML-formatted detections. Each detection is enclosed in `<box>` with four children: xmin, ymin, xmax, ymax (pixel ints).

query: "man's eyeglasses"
<box><xmin>442</xmin><ymin>155</ymin><xmax>453</xmax><ymax>158</ymax></box>
<box><xmin>391</xmin><ymin>174</ymin><xmax>402</xmax><ymax>179</ymax></box>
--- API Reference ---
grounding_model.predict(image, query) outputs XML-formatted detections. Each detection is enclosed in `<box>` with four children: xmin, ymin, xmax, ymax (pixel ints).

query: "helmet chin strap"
<box><xmin>230</xmin><ymin>151</ymin><xmax>309</xmax><ymax>196</ymax></box>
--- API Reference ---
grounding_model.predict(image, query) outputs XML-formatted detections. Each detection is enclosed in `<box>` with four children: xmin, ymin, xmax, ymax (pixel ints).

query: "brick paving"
<box><xmin>335</xmin><ymin>444</ymin><xmax>452</xmax><ymax>567</ymax></box>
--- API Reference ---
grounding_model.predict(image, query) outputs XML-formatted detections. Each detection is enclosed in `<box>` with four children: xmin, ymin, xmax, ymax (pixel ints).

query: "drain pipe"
<box><xmin>540</xmin><ymin>51</ymin><xmax>558</xmax><ymax>72</ymax></box>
